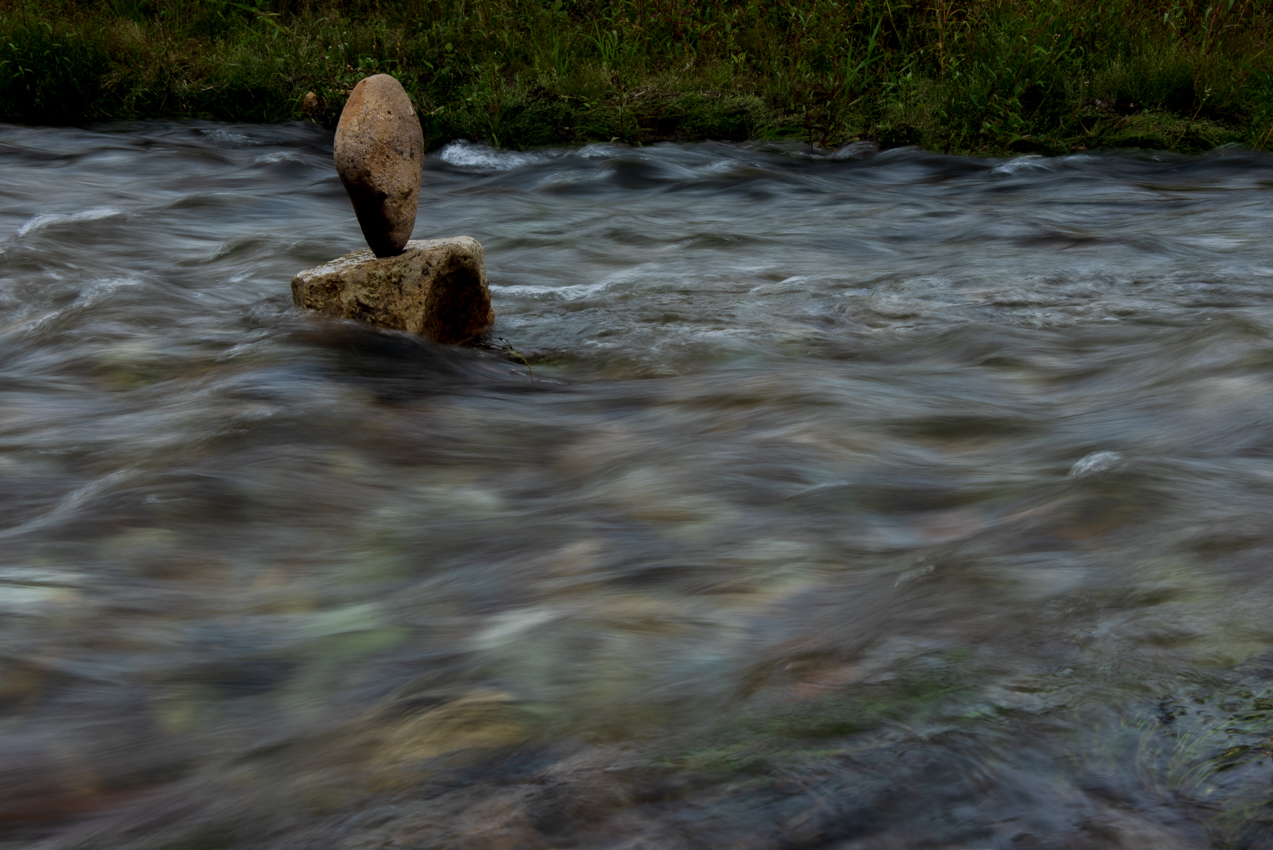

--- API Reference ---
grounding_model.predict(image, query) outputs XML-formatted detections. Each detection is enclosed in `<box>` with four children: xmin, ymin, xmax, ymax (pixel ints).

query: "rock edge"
<box><xmin>291</xmin><ymin>237</ymin><xmax>494</xmax><ymax>345</ymax></box>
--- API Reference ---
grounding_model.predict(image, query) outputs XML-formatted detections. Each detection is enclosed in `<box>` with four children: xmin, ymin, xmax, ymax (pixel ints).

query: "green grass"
<box><xmin>3</xmin><ymin>0</ymin><xmax>1273</xmax><ymax>153</ymax></box>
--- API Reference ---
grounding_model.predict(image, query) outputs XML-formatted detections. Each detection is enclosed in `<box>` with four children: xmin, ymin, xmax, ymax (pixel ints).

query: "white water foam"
<box><xmin>1068</xmin><ymin>450</ymin><xmax>1124</xmax><ymax>478</ymax></box>
<box><xmin>577</xmin><ymin>143</ymin><xmax>624</xmax><ymax>159</ymax></box>
<box><xmin>253</xmin><ymin>151</ymin><xmax>306</xmax><ymax>165</ymax></box>
<box><xmin>437</xmin><ymin>140</ymin><xmax>547</xmax><ymax>170</ymax></box>
<box><xmin>993</xmin><ymin>155</ymin><xmax>1054</xmax><ymax>175</ymax></box>
<box><xmin>495</xmin><ymin>280</ymin><xmax>614</xmax><ymax>301</ymax></box>
<box><xmin>204</xmin><ymin>128</ymin><xmax>261</xmax><ymax>147</ymax></box>
<box><xmin>15</xmin><ymin>207</ymin><xmax>123</xmax><ymax>238</ymax></box>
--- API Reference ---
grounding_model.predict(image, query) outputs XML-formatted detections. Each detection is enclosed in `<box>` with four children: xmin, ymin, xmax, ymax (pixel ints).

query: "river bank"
<box><xmin>2</xmin><ymin>0</ymin><xmax>1272</xmax><ymax>154</ymax></box>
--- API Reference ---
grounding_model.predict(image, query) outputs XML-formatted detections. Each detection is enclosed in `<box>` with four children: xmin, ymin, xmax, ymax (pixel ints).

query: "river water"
<box><xmin>1</xmin><ymin>123</ymin><xmax>1272</xmax><ymax>849</ymax></box>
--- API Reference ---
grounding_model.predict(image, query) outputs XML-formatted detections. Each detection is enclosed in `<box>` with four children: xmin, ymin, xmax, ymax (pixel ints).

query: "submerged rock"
<box><xmin>334</xmin><ymin>74</ymin><xmax>424</xmax><ymax>258</ymax></box>
<box><xmin>291</xmin><ymin>237</ymin><xmax>494</xmax><ymax>344</ymax></box>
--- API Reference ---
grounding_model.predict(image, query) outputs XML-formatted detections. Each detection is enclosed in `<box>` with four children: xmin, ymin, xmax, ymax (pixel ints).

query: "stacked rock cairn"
<box><xmin>291</xmin><ymin>74</ymin><xmax>494</xmax><ymax>345</ymax></box>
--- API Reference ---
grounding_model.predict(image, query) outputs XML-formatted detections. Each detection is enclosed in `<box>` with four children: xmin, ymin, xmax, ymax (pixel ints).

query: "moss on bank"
<box><xmin>2</xmin><ymin>0</ymin><xmax>1272</xmax><ymax>154</ymax></box>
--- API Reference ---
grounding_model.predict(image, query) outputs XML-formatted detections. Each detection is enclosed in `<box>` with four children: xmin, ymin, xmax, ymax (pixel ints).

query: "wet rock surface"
<box><xmin>334</xmin><ymin>74</ymin><xmax>424</xmax><ymax>257</ymax></box>
<box><xmin>291</xmin><ymin>237</ymin><xmax>494</xmax><ymax>344</ymax></box>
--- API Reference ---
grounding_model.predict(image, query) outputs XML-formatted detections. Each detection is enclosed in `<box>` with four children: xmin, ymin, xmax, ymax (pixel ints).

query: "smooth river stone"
<box><xmin>291</xmin><ymin>237</ymin><xmax>494</xmax><ymax>345</ymax></box>
<box><xmin>334</xmin><ymin>74</ymin><xmax>424</xmax><ymax>258</ymax></box>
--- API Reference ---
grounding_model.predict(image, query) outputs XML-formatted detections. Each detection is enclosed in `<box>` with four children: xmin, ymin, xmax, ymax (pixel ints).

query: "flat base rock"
<box><xmin>291</xmin><ymin>237</ymin><xmax>494</xmax><ymax>345</ymax></box>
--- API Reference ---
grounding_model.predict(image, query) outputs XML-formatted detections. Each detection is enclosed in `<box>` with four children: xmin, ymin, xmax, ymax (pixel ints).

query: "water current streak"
<box><xmin>1</xmin><ymin>125</ymin><xmax>1273</xmax><ymax>848</ymax></box>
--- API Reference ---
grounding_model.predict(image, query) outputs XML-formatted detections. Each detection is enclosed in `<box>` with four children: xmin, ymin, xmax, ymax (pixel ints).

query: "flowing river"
<box><xmin>1</xmin><ymin>123</ymin><xmax>1272</xmax><ymax>849</ymax></box>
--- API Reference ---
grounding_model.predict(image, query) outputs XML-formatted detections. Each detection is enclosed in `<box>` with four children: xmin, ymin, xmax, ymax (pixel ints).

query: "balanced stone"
<box><xmin>291</xmin><ymin>237</ymin><xmax>494</xmax><ymax>345</ymax></box>
<box><xmin>334</xmin><ymin>74</ymin><xmax>424</xmax><ymax>258</ymax></box>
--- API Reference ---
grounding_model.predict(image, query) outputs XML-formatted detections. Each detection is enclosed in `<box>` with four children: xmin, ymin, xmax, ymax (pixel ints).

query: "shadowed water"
<box><xmin>1</xmin><ymin>123</ymin><xmax>1272</xmax><ymax>849</ymax></box>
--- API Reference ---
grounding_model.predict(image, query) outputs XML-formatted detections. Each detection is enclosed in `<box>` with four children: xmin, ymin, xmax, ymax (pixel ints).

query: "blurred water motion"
<box><xmin>1</xmin><ymin>125</ymin><xmax>1273</xmax><ymax>848</ymax></box>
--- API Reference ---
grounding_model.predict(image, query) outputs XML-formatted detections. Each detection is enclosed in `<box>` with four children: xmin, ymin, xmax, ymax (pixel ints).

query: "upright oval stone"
<box><xmin>334</xmin><ymin>75</ymin><xmax>424</xmax><ymax>258</ymax></box>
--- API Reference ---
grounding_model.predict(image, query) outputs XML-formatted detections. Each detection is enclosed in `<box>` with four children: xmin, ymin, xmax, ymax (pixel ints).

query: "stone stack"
<box><xmin>291</xmin><ymin>74</ymin><xmax>493</xmax><ymax>344</ymax></box>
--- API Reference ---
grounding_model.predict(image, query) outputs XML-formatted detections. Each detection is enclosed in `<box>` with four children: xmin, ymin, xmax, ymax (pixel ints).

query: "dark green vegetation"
<box><xmin>4</xmin><ymin>0</ymin><xmax>1273</xmax><ymax>152</ymax></box>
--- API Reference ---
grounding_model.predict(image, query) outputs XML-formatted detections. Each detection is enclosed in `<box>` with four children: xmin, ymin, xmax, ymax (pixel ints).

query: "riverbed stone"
<box><xmin>334</xmin><ymin>74</ymin><xmax>424</xmax><ymax>258</ymax></box>
<box><xmin>291</xmin><ymin>237</ymin><xmax>494</xmax><ymax>344</ymax></box>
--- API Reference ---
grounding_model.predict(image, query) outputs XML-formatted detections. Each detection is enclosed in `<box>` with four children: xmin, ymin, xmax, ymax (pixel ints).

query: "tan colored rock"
<box><xmin>291</xmin><ymin>237</ymin><xmax>494</xmax><ymax>344</ymax></box>
<box><xmin>334</xmin><ymin>74</ymin><xmax>424</xmax><ymax>258</ymax></box>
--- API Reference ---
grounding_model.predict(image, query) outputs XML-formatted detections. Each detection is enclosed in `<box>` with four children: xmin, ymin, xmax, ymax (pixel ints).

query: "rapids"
<box><xmin>1</xmin><ymin>123</ymin><xmax>1272</xmax><ymax>848</ymax></box>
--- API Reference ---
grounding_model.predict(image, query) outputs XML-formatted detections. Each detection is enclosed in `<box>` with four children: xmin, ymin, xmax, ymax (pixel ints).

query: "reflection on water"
<box><xmin>2</xmin><ymin>124</ymin><xmax>1273</xmax><ymax>848</ymax></box>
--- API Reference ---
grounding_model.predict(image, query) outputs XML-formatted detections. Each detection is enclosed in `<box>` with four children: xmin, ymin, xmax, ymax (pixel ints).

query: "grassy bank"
<box><xmin>3</xmin><ymin>0</ymin><xmax>1273</xmax><ymax>154</ymax></box>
